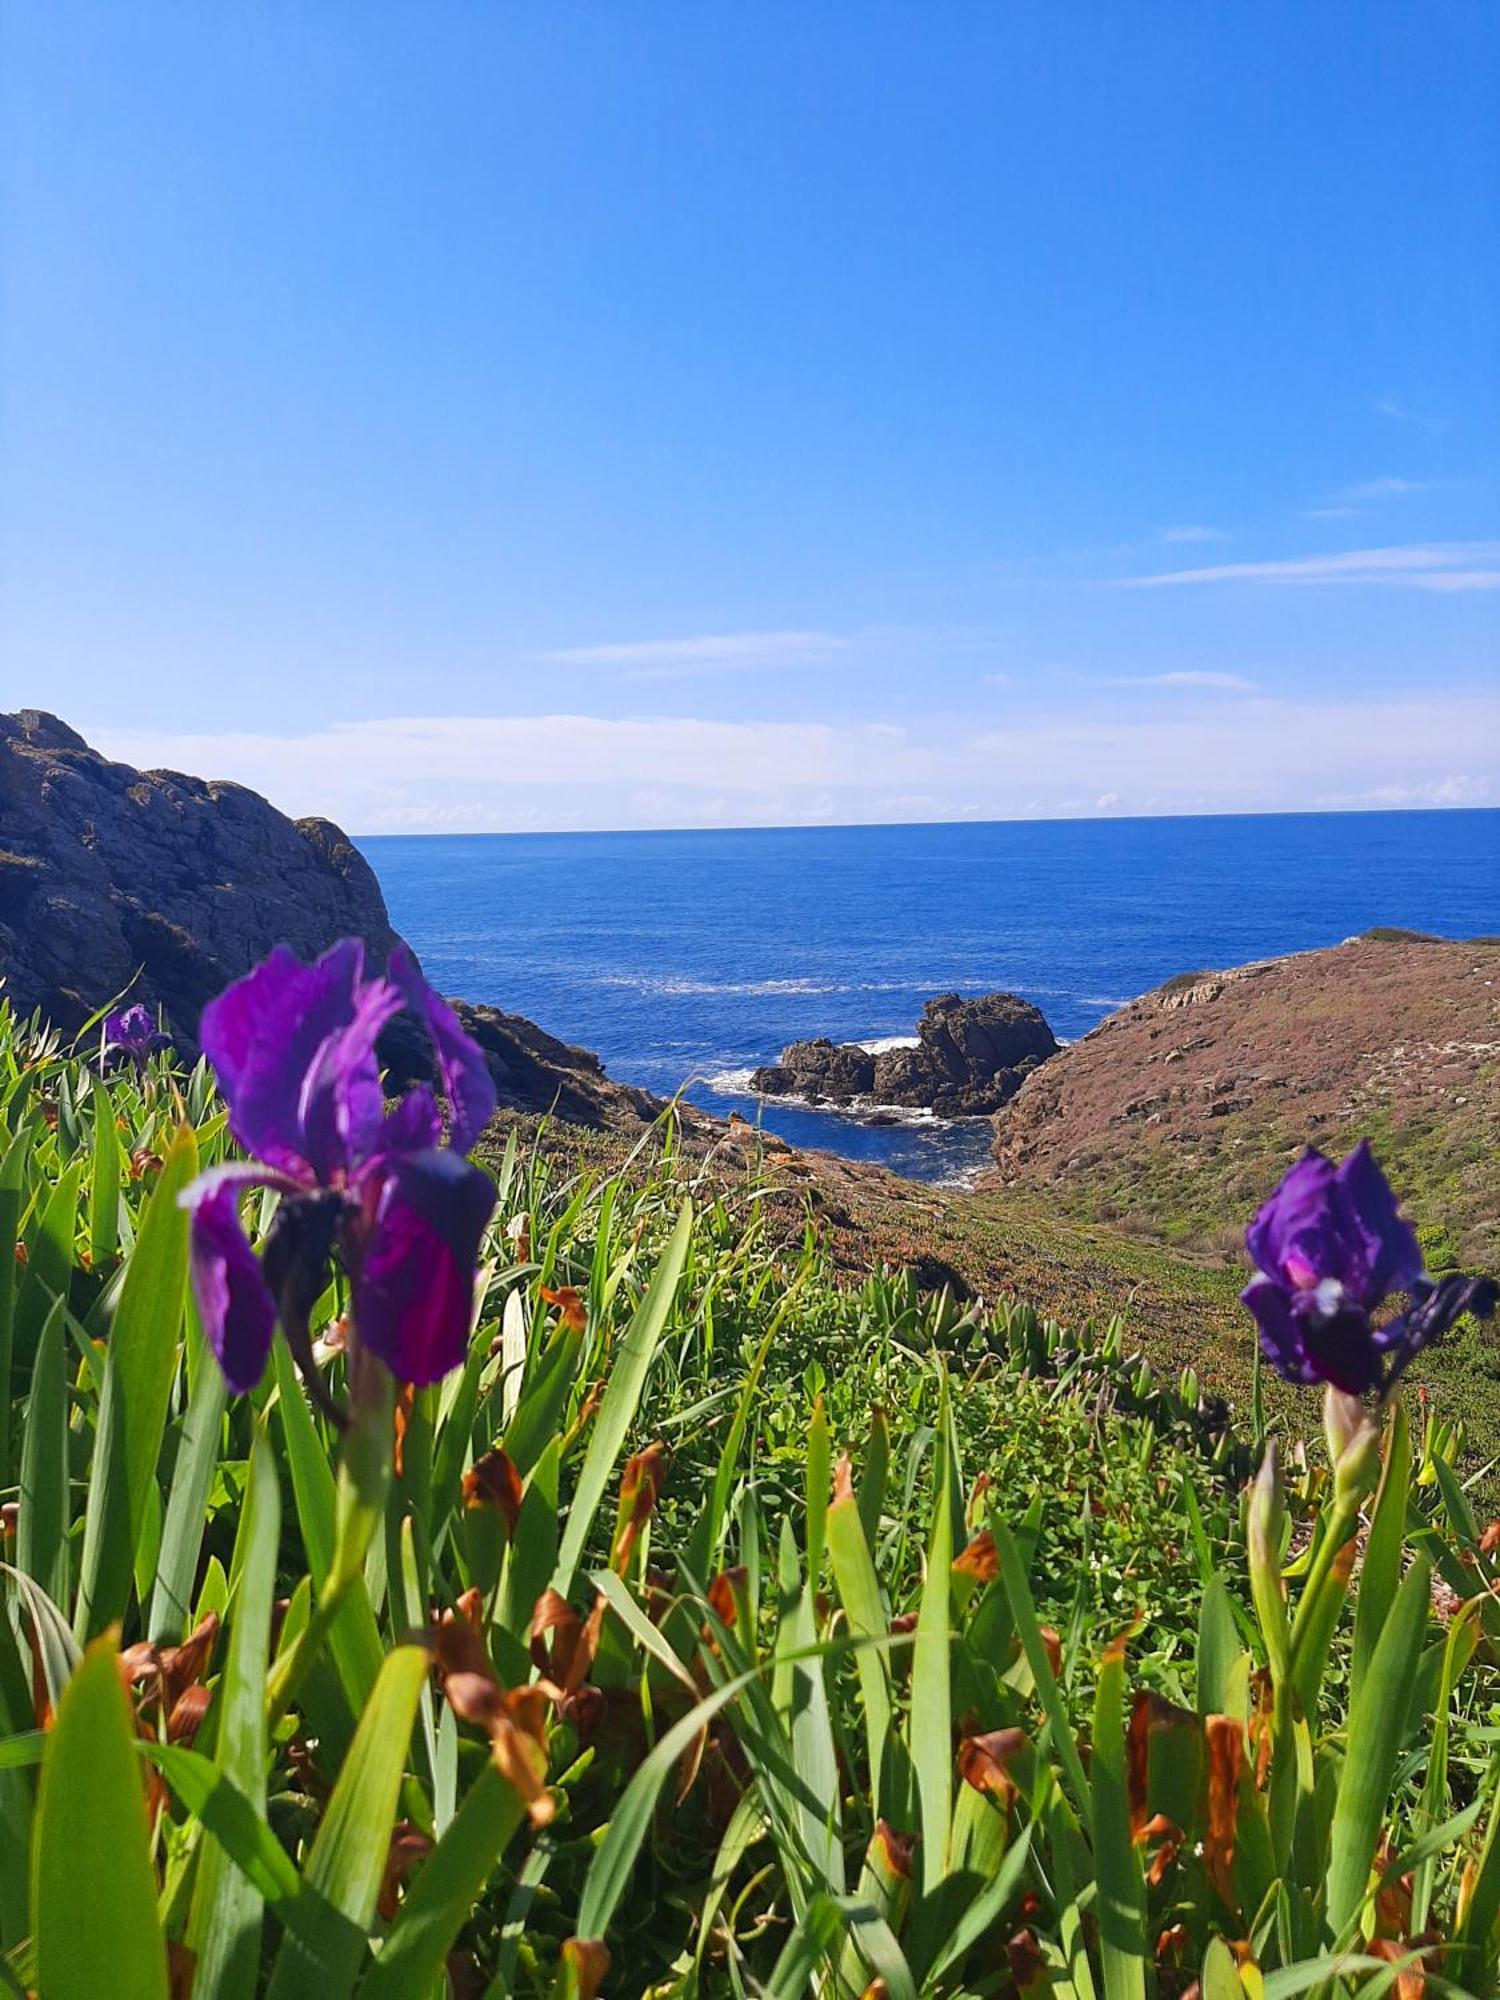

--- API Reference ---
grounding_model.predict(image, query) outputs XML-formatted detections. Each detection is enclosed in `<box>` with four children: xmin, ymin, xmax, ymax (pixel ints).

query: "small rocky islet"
<box><xmin>748</xmin><ymin>989</ymin><xmax>1059</xmax><ymax>1120</ymax></box>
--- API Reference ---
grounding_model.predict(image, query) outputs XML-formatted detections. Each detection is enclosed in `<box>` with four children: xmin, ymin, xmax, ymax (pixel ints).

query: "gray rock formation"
<box><xmin>750</xmin><ymin>1037</ymin><xmax>876</xmax><ymax>1103</ymax></box>
<box><xmin>749</xmin><ymin>991</ymin><xmax>1058</xmax><ymax>1117</ymax></box>
<box><xmin>0</xmin><ymin>710</ymin><xmax>670</xmax><ymax>1133</ymax></box>
<box><xmin>0</xmin><ymin>709</ymin><xmax>400</xmax><ymax>1040</ymax></box>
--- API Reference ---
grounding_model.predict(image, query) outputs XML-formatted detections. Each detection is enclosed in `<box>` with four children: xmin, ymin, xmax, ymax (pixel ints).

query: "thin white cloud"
<box><xmin>84</xmin><ymin>690</ymin><xmax>1500</xmax><ymax>834</ymax></box>
<box><xmin>1331</xmin><ymin>476</ymin><xmax>1433</xmax><ymax>504</ymax></box>
<box><xmin>544</xmin><ymin>630</ymin><xmax>851</xmax><ymax>675</ymax></box>
<box><xmin>1300</xmin><ymin>476</ymin><xmax>1434</xmax><ymax>522</ymax></box>
<box><xmin>1159</xmin><ymin>524</ymin><xmax>1229</xmax><ymax>544</ymax></box>
<box><xmin>1124</xmin><ymin>542</ymin><xmax>1500</xmax><ymax>591</ymax></box>
<box><xmin>1117</xmin><ymin>671</ymin><xmax>1259</xmax><ymax>693</ymax></box>
<box><xmin>1375</xmin><ymin>395</ymin><xmax>1448</xmax><ymax>434</ymax></box>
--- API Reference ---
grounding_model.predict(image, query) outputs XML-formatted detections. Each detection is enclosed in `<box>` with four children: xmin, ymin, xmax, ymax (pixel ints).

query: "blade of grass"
<box><xmin>266</xmin><ymin>1644</ymin><xmax>429</xmax><ymax>1999</ymax></box>
<box><xmin>1092</xmin><ymin>1641</ymin><xmax>1147</xmax><ymax>2000</ymax></box>
<box><xmin>187</xmin><ymin>1426</ymin><xmax>281</xmax><ymax>2000</ymax></box>
<box><xmin>1325</xmin><ymin>1556</ymin><xmax>1431</xmax><ymax>1942</ymax></box>
<box><xmin>148</xmin><ymin>1312</ymin><xmax>228</xmax><ymax>1640</ymax></box>
<box><xmin>16</xmin><ymin>1298</ymin><xmax>68</xmax><ymax>1606</ymax></box>
<box><xmin>31</xmin><ymin>1632</ymin><xmax>169</xmax><ymax>2000</ymax></box>
<box><xmin>553</xmin><ymin>1201</ymin><xmax>692</xmax><ymax>1584</ymax></box>
<box><xmin>74</xmin><ymin>1122</ymin><xmax>197</xmax><ymax>1638</ymax></box>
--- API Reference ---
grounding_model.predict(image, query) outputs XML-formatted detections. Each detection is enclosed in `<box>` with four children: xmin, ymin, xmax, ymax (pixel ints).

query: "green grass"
<box><xmin>2</xmin><ymin>1001</ymin><xmax>1500</xmax><ymax>1993</ymax></box>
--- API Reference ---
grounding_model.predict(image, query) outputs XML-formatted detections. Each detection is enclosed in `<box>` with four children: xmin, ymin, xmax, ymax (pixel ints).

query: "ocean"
<box><xmin>364</xmin><ymin>810</ymin><xmax>1500</xmax><ymax>1184</ymax></box>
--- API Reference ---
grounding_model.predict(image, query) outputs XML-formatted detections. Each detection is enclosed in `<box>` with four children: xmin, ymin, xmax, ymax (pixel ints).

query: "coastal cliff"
<box><xmin>0</xmin><ymin>709</ymin><xmax>399</xmax><ymax>1039</ymax></box>
<box><xmin>989</xmin><ymin>933</ymin><xmax>1500</xmax><ymax>1267</ymax></box>
<box><xmin>0</xmin><ymin>711</ymin><xmax>667</xmax><ymax>1131</ymax></box>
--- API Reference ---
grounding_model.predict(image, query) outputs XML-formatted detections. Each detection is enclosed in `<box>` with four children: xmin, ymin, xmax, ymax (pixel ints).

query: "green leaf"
<box><xmin>995</xmin><ymin>1521</ymin><xmax>1091</xmax><ymax>1815</ymax></box>
<box><xmin>1325</xmin><ymin>1555</ymin><xmax>1431</xmax><ymax>1941</ymax></box>
<box><xmin>88</xmin><ymin>1080</ymin><xmax>121</xmax><ymax>1271</ymax></box>
<box><xmin>826</xmin><ymin>1480</ymin><xmax>894</xmax><ymax>1813</ymax></box>
<box><xmin>17</xmin><ymin>1298</ymin><xmax>69</xmax><ymax>1606</ymax></box>
<box><xmin>267</xmin><ymin>1644</ymin><xmax>429</xmax><ymax>1999</ymax></box>
<box><xmin>553</xmin><ymin>1202</ymin><xmax>691</xmax><ymax>1584</ymax></box>
<box><xmin>1092</xmin><ymin>1642</ymin><xmax>1147</xmax><ymax>2000</ymax></box>
<box><xmin>575</xmin><ymin>1653</ymin><xmax>769</xmax><ymax>1942</ymax></box>
<box><xmin>31</xmin><ymin>1633</ymin><xmax>169</xmax><ymax>2000</ymax></box>
<box><xmin>148</xmin><ymin>1313</ymin><xmax>228</xmax><ymax>1640</ymax></box>
<box><xmin>149</xmin><ymin>1742</ymin><xmax>300</xmax><ymax>1903</ymax></box>
<box><xmin>0</xmin><ymin>1175</ymin><xmax>21</xmax><ymax>1497</ymax></box>
<box><xmin>1351</xmin><ymin>1401</ymin><xmax>1411</xmax><ymax>1705</ymax></box>
<box><xmin>188</xmin><ymin>1426</ymin><xmax>282</xmax><ymax>2000</ymax></box>
<box><xmin>74</xmin><ymin>1122</ymin><xmax>197</xmax><ymax>1638</ymax></box>
<box><xmin>1201</xmin><ymin>1937</ymin><xmax>1243</xmax><ymax>2000</ymax></box>
<box><xmin>911</xmin><ymin>1406</ymin><xmax>954</xmax><ymax>1895</ymax></box>
<box><xmin>360</xmin><ymin>1768</ymin><xmax>527</xmax><ymax>2000</ymax></box>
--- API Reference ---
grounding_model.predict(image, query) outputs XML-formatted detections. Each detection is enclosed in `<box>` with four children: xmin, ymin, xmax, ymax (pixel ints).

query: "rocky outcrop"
<box><xmin>750</xmin><ymin>1038</ymin><xmax>877</xmax><ymax>1104</ymax></box>
<box><xmin>989</xmin><ymin>934</ymin><xmax>1500</xmax><ymax>1265</ymax></box>
<box><xmin>382</xmin><ymin>998</ymin><xmax>673</xmax><ymax>1133</ymax></box>
<box><xmin>0</xmin><ymin>709</ymin><xmax>401</xmax><ymax>1041</ymax></box>
<box><xmin>750</xmin><ymin>991</ymin><xmax>1058</xmax><ymax>1117</ymax></box>
<box><xmin>0</xmin><ymin>710</ymin><xmax>676</xmax><ymax>1135</ymax></box>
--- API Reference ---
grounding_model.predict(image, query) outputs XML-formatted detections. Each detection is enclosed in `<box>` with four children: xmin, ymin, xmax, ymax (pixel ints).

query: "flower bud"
<box><xmin>1247</xmin><ymin>1444</ymin><xmax>1290</xmax><ymax>1682</ymax></box>
<box><xmin>1324</xmin><ymin>1385</ymin><xmax>1380</xmax><ymax>1509</ymax></box>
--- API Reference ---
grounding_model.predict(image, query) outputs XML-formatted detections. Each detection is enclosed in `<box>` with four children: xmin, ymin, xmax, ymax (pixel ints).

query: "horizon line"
<box><xmin>351</xmin><ymin>799</ymin><xmax>1500</xmax><ymax>841</ymax></box>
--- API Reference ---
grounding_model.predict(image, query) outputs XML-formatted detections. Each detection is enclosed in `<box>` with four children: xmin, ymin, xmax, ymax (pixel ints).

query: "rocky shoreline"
<box><xmin>5</xmin><ymin>710</ymin><xmax>1496</xmax><ymax>1272</ymax></box>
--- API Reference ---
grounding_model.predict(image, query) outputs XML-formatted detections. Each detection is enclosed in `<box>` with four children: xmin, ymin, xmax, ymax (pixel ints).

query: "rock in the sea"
<box><xmin>750</xmin><ymin>1038</ymin><xmax>876</xmax><ymax>1103</ymax></box>
<box><xmin>751</xmin><ymin>992</ymin><xmax>1057</xmax><ymax>1118</ymax></box>
<box><xmin>0</xmin><ymin>709</ymin><xmax>400</xmax><ymax>1040</ymax></box>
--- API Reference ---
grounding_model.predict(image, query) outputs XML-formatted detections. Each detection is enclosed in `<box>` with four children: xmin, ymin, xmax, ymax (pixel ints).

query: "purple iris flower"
<box><xmin>104</xmin><ymin>1004</ymin><xmax>168</xmax><ymax>1065</ymax></box>
<box><xmin>1242</xmin><ymin>1141</ymin><xmax>1496</xmax><ymax>1395</ymax></box>
<box><xmin>180</xmin><ymin>939</ymin><xmax>497</xmax><ymax>1401</ymax></box>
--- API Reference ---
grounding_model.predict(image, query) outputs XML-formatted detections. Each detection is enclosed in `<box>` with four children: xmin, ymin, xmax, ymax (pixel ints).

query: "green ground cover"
<box><xmin>2</xmin><ymin>1003</ymin><xmax>1499</xmax><ymax>1994</ymax></box>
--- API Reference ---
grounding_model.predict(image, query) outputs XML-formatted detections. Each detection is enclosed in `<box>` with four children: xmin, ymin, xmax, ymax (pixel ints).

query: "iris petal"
<box><xmin>389</xmin><ymin>945</ymin><xmax>496</xmax><ymax>1155</ymax></box>
<box><xmin>200</xmin><ymin>941</ymin><xmax>369</xmax><ymax>1175</ymax></box>
<box><xmin>188</xmin><ymin>1181</ymin><xmax>278</xmax><ymax>1393</ymax></box>
<box><xmin>297</xmin><ymin>975</ymin><xmax>405</xmax><ymax>1180</ymax></box>
<box><xmin>1334</xmin><ymin>1139</ymin><xmax>1424</xmax><ymax>1306</ymax></box>
<box><xmin>1241</xmin><ymin>1276</ymin><xmax>1319</xmax><ymax>1385</ymax></box>
<box><xmin>352</xmin><ymin>1150</ymin><xmax>496</xmax><ymax>1385</ymax></box>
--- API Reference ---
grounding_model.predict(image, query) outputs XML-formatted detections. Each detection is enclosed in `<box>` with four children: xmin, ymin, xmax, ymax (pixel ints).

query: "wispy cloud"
<box><xmin>1117</xmin><ymin>670</ymin><xmax>1259</xmax><ymax>693</ymax></box>
<box><xmin>84</xmin><ymin>690</ymin><xmax>1500</xmax><ymax>833</ymax></box>
<box><xmin>1375</xmin><ymin>395</ymin><xmax>1448</xmax><ymax>434</ymax></box>
<box><xmin>545</xmin><ymin>630</ymin><xmax>851</xmax><ymax>677</ymax></box>
<box><xmin>1301</xmin><ymin>475</ymin><xmax>1434</xmax><ymax>521</ymax></box>
<box><xmin>1123</xmin><ymin>542</ymin><xmax>1500</xmax><ymax>592</ymax></box>
<box><xmin>1159</xmin><ymin>524</ymin><xmax>1229</xmax><ymax>544</ymax></box>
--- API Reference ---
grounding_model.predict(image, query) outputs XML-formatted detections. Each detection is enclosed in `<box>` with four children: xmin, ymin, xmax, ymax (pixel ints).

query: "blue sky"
<box><xmin>3</xmin><ymin>4</ymin><xmax>1496</xmax><ymax>831</ymax></box>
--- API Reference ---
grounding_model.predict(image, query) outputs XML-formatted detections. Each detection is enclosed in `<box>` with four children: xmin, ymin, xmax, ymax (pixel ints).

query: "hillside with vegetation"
<box><xmin>2</xmin><ymin>983</ymin><xmax>1499</xmax><ymax>1994</ymax></box>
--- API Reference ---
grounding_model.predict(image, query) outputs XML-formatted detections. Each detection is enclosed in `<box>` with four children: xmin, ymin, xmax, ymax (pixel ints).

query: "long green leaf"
<box><xmin>912</xmin><ymin>1407</ymin><xmax>954</xmax><ymax>1895</ymax></box>
<box><xmin>1325</xmin><ymin>1556</ymin><xmax>1431</xmax><ymax>1940</ymax></box>
<box><xmin>827</xmin><ymin>1483</ymin><xmax>893</xmax><ymax>1812</ymax></box>
<box><xmin>17</xmin><ymin>1298</ymin><xmax>68</xmax><ymax>1605</ymax></box>
<box><xmin>360</xmin><ymin>1767</ymin><xmax>527</xmax><ymax>2000</ymax></box>
<box><xmin>267</xmin><ymin>1644</ymin><xmax>429</xmax><ymax>1999</ymax></box>
<box><xmin>188</xmin><ymin>1426</ymin><xmax>281</xmax><ymax>2000</ymax></box>
<box><xmin>88</xmin><ymin>1079</ymin><xmax>121</xmax><ymax>1271</ymax></box>
<box><xmin>148</xmin><ymin>1314</ymin><xmax>228</xmax><ymax>1640</ymax></box>
<box><xmin>1351</xmin><ymin>1401</ymin><xmax>1411</xmax><ymax>1704</ymax></box>
<box><xmin>553</xmin><ymin>1202</ymin><xmax>691</xmax><ymax>1583</ymax></box>
<box><xmin>1092</xmin><ymin>1642</ymin><xmax>1147</xmax><ymax>2000</ymax></box>
<box><xmin>31</xmin><ymin>1633</ymin><xmax>169</xmax><ymax>2000</ymax></box>
<box><xmin>74</xmin><ymin>1122</ymin><xmax>197</xmax><ymax>1638</ymax></box>
<box><xmin>995</xmin><ymin>1521</ymin><xmax>1091</xmax><ymax>1815</ymax></box>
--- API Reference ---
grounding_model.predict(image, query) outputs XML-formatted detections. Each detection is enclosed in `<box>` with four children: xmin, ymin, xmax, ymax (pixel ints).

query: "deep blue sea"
<box><xmin>364</xmin><ymin>811</ymin><xmax>1499</xmax><ymax>1184</ymax></box>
